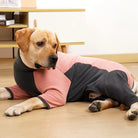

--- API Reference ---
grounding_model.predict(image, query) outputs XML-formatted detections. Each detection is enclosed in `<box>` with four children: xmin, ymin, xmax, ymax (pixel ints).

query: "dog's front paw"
<box><xmin>5</xmin><ymin>104</ymin><xmax>26</xmax><ymax>116</ymax></box>
<box><xmin>89</xmin><ymin>101</ymin><xmax>101</xmax><ymax>112</ymax></box>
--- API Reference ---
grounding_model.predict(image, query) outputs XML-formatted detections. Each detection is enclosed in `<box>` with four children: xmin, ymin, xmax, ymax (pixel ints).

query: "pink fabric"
<box><xmin>56</xmin><ymin>52</ymin><xmax>133</xmax><ymax>88</ymax></box>
<box><xmin>8</xmin><ymin>85</ymin><xmax>31</xmax><ymax>99</ymax></box>
<box><xmin>34</xmin><ymin>68</ymin><xmax>71</xmax><ymax>108</ymax></box>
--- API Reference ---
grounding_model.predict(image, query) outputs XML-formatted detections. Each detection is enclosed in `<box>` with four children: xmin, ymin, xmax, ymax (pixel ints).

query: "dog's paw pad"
<box><xmin>89</xmin><ymin>101</ymin><xmax>101</xmax><ymax>112</ymax></box>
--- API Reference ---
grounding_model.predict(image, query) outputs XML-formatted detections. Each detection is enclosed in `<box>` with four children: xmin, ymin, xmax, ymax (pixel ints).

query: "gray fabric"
<box><xmin>65</xmin><ymin>63</ymin><xmax>138</xmax><ymax>107</ymax></box>
<box><xmin>14</xmin><ymin>49</ymin><xmax>41</xmax><ymax>97</ymax></box>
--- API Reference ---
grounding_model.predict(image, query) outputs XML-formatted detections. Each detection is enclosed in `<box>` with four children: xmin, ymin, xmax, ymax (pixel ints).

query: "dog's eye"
<box><xmin>36</xmin><ymin>41</ymin><xmax>45</xmax><ymax>47</ymax></box>
<box><xmin>53</xmin><ymin>44</ymin><xmax>57</xmax><ymax>49</ymax></box>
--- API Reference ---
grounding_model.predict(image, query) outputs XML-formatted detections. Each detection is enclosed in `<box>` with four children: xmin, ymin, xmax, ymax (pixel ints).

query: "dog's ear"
<box><xmin>15</xmin><ymin>28</ymin><xmax>35</xmax><ymax>52</ymax></box>
<box><xmin>55</xmin><ymin>33</ymin><xmax>60</xmax><ymax>53</ymax></box>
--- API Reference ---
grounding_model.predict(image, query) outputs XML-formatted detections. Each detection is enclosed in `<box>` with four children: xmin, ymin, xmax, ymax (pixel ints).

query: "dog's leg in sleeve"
<box><xmin>4</xmin><ymin>85</ymin><xmax>31</xmax><ymax>100</ymax></box>
<box><xmin>0</xmin><ymin>88</ymin><xmax>12</xmax><ymax>100</ymax></box>
<box><xmin>104</xmin><ymin>70</ymin><xmax>138</xmax><ymax>120</ymax></box>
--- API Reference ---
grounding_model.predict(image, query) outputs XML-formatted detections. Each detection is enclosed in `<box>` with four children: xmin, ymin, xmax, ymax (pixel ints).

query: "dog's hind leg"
<box><xmin>132</xmin><ymin>80</ymin><xmax>138</xmax><ymax>97</ymax></box>
<box><xmin>125</xmin><ymin>81</ymin><xmax>138</xmax><ymax>120</ymax></box>
<box><xmin>88</xmin><ymin>98</ymin><xmax>119</xmax><ymax>112</ymax></box>
<box><xmin>120</xmin><ymin>81</ymin><xmax>138</xmax><ymax>111</ymax></box>
<box><xmin>126</xmin><ymin>102</ymin><xmax>138</xmax><ymax>120</ymax></box>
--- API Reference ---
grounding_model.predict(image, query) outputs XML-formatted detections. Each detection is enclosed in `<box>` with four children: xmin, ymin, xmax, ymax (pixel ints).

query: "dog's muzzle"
<box><xmin>48</xmin><ymin>55</ymin><xmax>58</xmax><ymax>69</ymax></box>
<box><xmin>49</xmin><ymin>55</ymin><xmax>58</xmax><ymax>64</ymax></box>
<box><xmin>35</xmin><ymin>55</ymin><xmax>58</xmax><ymax>69</ymax></box>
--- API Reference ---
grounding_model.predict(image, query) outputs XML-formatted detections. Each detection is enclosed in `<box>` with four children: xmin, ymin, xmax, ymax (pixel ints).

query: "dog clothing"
<box><xmin>5</xmin><ymin>50</ymin><xmax>138</xmax><ymax>108</ymax></box>
<box><xmin>65</xmin><ymin>63</ymin><xmax>138</xmax><ymax>107</ymax></box>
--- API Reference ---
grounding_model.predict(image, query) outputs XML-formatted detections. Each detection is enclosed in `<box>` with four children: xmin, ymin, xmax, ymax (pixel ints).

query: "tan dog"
<box><xmin>0</xmin><ymin>28</ymin><xmax>59</xmax><ymax>115</ymax></box>
<box><xmin>0</xmin><ymin>27</ymin><xmax>138</xmax><ymax>121</ymax></box>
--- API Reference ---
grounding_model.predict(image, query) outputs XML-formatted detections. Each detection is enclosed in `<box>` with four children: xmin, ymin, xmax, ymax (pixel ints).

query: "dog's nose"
<box><xmin>49</xmin><ymin>55</ymin><xmax>58</xmax><ymax>63</ymax></box>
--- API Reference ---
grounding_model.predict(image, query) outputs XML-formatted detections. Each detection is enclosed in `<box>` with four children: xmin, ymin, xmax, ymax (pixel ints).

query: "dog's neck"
<box><xmin>19</xmin><ymin>49</ymin><xmax>36</xmax><ymax>69</ymax></box>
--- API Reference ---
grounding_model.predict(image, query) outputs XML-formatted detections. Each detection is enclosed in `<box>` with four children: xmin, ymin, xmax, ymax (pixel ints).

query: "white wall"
<box><xmin>32</xmin><ymin>0</ymin><xmax>138</xmax><ymax>55</ymax></box>
<box><xmin>1</xmin><ymin>0</ymin><xmax>138</xmax><ymax>58</ymax></box>
<box><xmin>29</xmin><ymin>12</ymin><xmax>85</xmax><ymax>43</ymax></box>
<box><xmin>85</xmin><ymin>0</ymin><xmax>138</xmax><ymax>55</ymax></box>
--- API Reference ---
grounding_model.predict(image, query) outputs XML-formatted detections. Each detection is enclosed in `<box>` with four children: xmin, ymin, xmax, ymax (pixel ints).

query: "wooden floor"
<box><xmin>0</xmin><ymin>59</ymin><xmax>138</xmax><ymax>138</ymax></box>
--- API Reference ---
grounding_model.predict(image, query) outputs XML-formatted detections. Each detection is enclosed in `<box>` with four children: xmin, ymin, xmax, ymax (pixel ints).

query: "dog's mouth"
<box><xmin>34</xmin><ymin>63</ymin><xmax>56</xmax><ymax>69</ymax></box>
<box><xmin>35</xmin><ymin>63</ymin><xmax>42</xmax><ymax>69</ymax></box>
<box><xmin>35</xmin><ymin>55</ymin><xmax>58</xmax><ymax>70</ymax></box>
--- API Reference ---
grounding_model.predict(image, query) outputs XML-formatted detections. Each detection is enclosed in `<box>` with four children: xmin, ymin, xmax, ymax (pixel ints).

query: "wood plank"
<box><xmin>0</xmin><ymin>41</ymin><xmax>17</xmax><ymax>48</ymax></box>
<box><xmin>0</xmin><ymin>8</ymin><xmax>85</xmax><ymax>12</ymax></box>
<box><xmin>60</xmin><ymin>42</ymin><xmax>85</xmax><ymax>46</ymax></box>
<box><xmin>0</xmin><ymin>24</ymin><xmax>28</xmax><ymax>28</ymax></box>
<box><xmin>61</xmin><ymin>45</ymin><xmax>67</xmax><ymax>53</ymax></box>
<box><xmin>0</xmin><ymin>41</ymin><xmax>85</xmax><ymax>48</ymax></box>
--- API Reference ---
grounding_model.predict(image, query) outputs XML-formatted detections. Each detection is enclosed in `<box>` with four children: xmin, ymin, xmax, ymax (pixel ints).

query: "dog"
<box><xmin>0</xmin><ymin>27</ymin><xmax>138</xmax><ymax>121</ymax></box>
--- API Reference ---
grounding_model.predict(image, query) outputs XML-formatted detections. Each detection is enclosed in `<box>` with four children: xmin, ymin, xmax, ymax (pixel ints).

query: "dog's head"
<box><xmin>15</xmin><ymin>28</ymin><xmax>60</xmax><ymax>69</ymax></box>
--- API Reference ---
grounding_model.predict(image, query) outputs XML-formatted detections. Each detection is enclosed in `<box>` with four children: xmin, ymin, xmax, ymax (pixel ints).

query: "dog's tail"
<box><xmin>34</xmin><ymin>19</ymin><xmax>37</xmax><ymax>27</ymax></box>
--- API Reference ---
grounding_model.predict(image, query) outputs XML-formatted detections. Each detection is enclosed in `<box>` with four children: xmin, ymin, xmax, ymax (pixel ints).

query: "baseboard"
<box><xmin>83</xmin><ymin>53</ymin><xmax>138</xmax><ymax>63</ymax></box>
<box><xmin>0</xmin><ymin>52</ymin><xmax>137</xmax><ymax>63</ymax></box>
